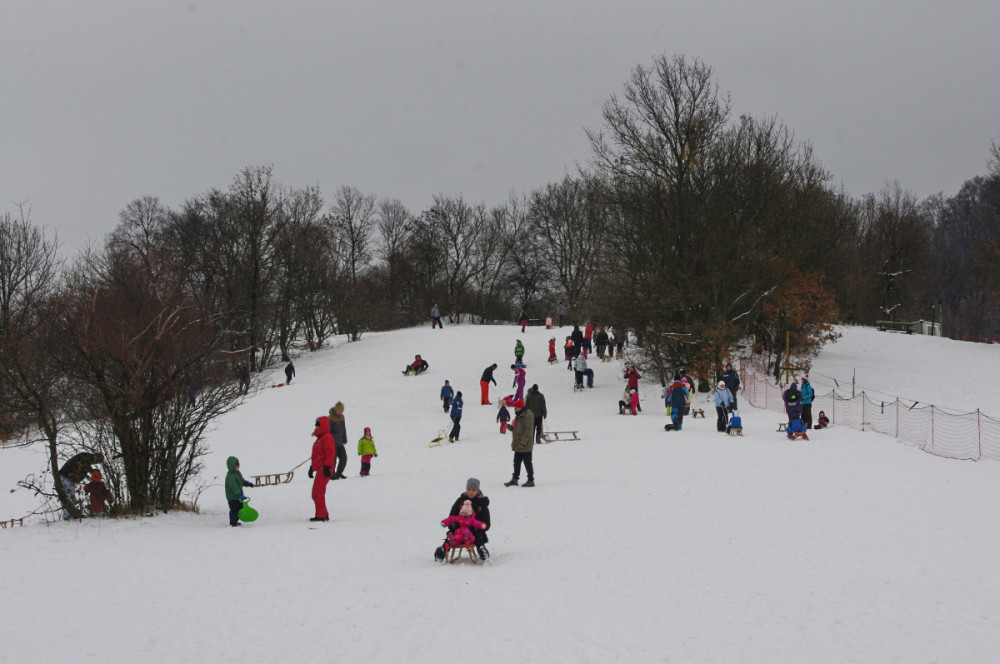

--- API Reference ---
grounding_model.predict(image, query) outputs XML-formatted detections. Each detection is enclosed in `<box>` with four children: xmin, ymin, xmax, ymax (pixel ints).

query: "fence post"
<box><xmin>978</xmin><ymin>409</ymin><xmax>982</xmax><ymax>460</ymax></box>
<box><xmin>862</xmin><ymin>394</ymin><xmax>866</xmax><ymax>431</ymax></box>
<box><xmin>832</xmin><ymin>390</ymin><xmax>836</xmax><ymax>422</ymax></box>
<box><xmin>895</xmin><ymin>398</ymin><xmax>899</xmax><ymax>439</ymax></box>
<box><xmin>930</xmin><ymin>407</ymin><xmax>934</xmax><ymax>451</ymax></box>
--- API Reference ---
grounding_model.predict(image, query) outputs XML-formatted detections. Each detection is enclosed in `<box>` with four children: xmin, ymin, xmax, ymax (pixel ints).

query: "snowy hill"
<box><xmin>3</xmin><ymin>324</ymin><xmax>1000</xmax><ymax>663</ymax></box>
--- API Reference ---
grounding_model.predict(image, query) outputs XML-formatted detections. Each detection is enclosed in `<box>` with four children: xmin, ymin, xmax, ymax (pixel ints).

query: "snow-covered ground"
<box><xmin>3</xmin><ymin>324</ymin><xmax>1000</xmax><ymax>663</ymax></box>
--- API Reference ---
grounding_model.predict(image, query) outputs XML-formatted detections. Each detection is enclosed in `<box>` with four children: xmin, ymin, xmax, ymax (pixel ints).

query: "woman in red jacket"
<box><xmin>308</xmin><ymin>416</ymin><xmax>337</xmax><ymax>522</ymax></box>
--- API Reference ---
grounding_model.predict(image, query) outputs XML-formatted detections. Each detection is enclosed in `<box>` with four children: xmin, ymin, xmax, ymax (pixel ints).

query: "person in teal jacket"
<box><xmin>225</xmin><ymin>456</ymin><xmax>254</xmax><ymax>527</ymax></box>
<box><xmin>800</xmin><ymin>376</ymin><xmax>815</xmax><ymax>429</ymax></box>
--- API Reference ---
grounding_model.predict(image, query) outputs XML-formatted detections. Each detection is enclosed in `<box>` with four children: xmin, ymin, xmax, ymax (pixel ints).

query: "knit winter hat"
<box><xmin>444</xmin><ymin>380</ymin><xmax>450</xmax><ymax>384</ymax></box>
<box><xmin>91</xmin><ymin>470</ymin><xmax>102</xmax><ymax>482</ymax></box>
<box><xmin>466</xmin><ymin>477</ymin><xmax>481</xmax><ymax>492</ymax></box>
<box><xmin>460</xmin><ymin>500</ymin><xmax>474</xmax><ymax>517</ymax></box>
<box><xmin>364</xmin><ymin>427</ymin><xmax>371</xmax><ymax>436</ymax></box>
<box><xmin>718</xmin><ymin>381</ymin><xmax>726</xmax><ymax>389</ymax></box>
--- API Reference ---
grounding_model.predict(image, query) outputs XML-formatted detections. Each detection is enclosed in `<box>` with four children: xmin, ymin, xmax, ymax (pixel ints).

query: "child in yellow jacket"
<box><xmin>358</xmin><ymin>427</ymin><xmax>378</xmax><ymax>477</ymax></box>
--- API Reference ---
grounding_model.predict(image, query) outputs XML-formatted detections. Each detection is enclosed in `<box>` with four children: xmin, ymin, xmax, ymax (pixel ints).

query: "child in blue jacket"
<box><xmin>441</xmin><ymin>379</ymin><xmax>454</xmax><ymax>412</ymax></box>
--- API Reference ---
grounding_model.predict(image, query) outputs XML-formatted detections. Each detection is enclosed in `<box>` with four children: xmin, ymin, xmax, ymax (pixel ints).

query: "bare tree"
<box><xmin>528</xmin><ymin>176</ymin><xmax>604</xmax><ymax>321</ymax></box>
<box><xmin>0</xmin><ymin>207</ymin><xmax>74</xmax><ymax>515</ymax></box>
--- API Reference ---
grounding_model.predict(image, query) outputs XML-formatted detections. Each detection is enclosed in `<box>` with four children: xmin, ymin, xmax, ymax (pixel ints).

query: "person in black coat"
<box><xmin>435</xmin><ymin>478</ymin><xmax>491</xmax><ymax>561</ymax></box>
<box><xmin>58</xmin><ymin>452</ymin><xmax>104</xmax><ymax>519</ymax></box>
<box><xmin>285</xmin><ymin>360</ymin><xmax>295</xmax><ymax>384</ymax></box>
<box><xmin>782</xmin><ymin>382</ymin><xmax>803</xmax><ymax>424</ymax></box>
<box><xmin>570</xmin><ymin>325</ymin><xmax>584</xmax><ymax>358</ymax></box>
<box><xmin>721</xmin><ymin>363</ymin><xmax>740</xmax><ymax>409</ymax></box>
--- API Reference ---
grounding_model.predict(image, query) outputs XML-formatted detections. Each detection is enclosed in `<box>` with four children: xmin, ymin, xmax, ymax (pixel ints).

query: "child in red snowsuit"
<box><xmin>548</xmin><ymin>338</ymin><xmax>557</xmax><ymax>363</ymax></box>
<box><xmin>308</xmin><ymin>416</ymin><xmax>336</xmax><ymax>521</ymax></box>
<box><xmin>84</xmin><ymin>470</ymin><xmax>114</xmax><ymax>514</ymax></box>
<box><xmin>441</xmin><ymin>500</ymin><xmax>487</xmax><ymax>551</ymax></box>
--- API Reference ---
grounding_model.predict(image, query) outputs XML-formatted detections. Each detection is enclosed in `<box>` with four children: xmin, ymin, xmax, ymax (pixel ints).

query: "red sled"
<box><xmin>271</xmin><ymin>383</ymin><xmax>286</xmax><ymax>388</ymax></box>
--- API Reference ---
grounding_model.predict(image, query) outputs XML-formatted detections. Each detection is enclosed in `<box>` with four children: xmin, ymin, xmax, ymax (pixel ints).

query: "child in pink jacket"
<box><xmin>441</xmin><ymin>500</ymin><xmax>487</xmax><ymax>551</ymax></box>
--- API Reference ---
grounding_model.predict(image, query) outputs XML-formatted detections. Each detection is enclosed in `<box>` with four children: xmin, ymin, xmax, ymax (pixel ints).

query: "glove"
<box><xmin>237</xmin><ymin>493</ymin><xmax>246</xmax><ymax>501</ymax></box>
<box><xmin>441</xmin><ymin>521</ymin><xmax>448</xmax><ymax>528</ymax></box>
<box><xmin>244</xmin><ymin>480</ymin><xmax>253</xmax><ymax>487</ymax></box>
<box><xmin>308</xmin><ymin>467</ymin><xmax>314</xmax><ymax>479</ymax></box>
<box><xmin>323</xmin><ymin>465</ymin><xmax>332</xmax><ymax>478</ymax></box>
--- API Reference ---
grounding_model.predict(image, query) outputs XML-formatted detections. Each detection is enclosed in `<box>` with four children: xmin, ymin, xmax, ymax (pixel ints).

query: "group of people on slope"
<box><xmin>781</xmin><ymin>375</ymin><xmax>829</xmax><ymax>436</ymax></box>
<box><xmin>305</xmin><ymin>401</ymin><xmax>378</xmax><ymax>523</ymax></box>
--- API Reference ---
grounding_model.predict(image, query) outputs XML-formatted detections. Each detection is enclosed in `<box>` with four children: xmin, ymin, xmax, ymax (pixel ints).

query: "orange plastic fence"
<box><xmin>740</xmin><ymin>368</ymin><xmax>1000</xmax><ymax>461</ymax></box>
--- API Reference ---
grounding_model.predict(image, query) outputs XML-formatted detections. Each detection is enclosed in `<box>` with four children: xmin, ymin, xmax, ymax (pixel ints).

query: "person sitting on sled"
<box><xmin>440</xmin><ymin>499</ymin><xmax>488</xmax><ymax>553</ymax></box>
<box><xmin>404</xmin><ymin>354</ymin><xmax>429</xmax><ymax>375</ymax></box>
<box><xmin>435</xmin><ymin>478</ymin><xmax>491</xmax><ymax>562</ymax></box>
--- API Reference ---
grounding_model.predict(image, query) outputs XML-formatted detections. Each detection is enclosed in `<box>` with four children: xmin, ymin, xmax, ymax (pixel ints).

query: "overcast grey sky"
<box><xmin>3</xmin><ymin>1</ymin><xmax>998</xmax><ymax>252</ymax></box>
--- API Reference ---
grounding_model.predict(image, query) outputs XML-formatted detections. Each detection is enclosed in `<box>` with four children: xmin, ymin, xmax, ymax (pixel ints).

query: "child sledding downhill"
<box><xmin>441</xmin><ymin>500</ymin><xmax>488</xmax><ymax>553</ymax></box>
<box><xmin>403</xmin><ymin>354</ymin><xmax>429</xmax><ymax>376</ymax></box>
<box><xmin>435</xmin><ymin>478</ymin><xmax>491</xmax><ymax>562</ymax></box>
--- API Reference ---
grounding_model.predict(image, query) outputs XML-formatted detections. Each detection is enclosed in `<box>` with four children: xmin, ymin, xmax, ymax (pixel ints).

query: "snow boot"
<box><xmin>434</xmin><ymin>546</ymin><xmax>446</xmax><ymax>562</ymax></box>
<box><xmin>476</xmin><ymin>544</ymin><xmax>489</xmax><ymax>561</ymax></box>
<box><xmin>504</xmin><ymin>478</ymin><xmax>519</xmax><ymax>487</ymax></box>
<box><xmin>522</xmin><ymin>480</ymin><xmax>535</xmax><ymax>487</ymax></box>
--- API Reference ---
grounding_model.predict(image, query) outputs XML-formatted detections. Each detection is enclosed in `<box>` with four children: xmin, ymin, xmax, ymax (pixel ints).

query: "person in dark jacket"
<box><xmin>480</xmin><ymin>364</ymin><xmax>498</xmax><ymax>405</ymax></box>
<box><xmin>449</xmin><ymin>391</ymin><xmax>464</xmax><ymax>442</ymax></box>
<box><xmin>441</xmin><ymin>379</ymin><xmax>454</xmax><ymax>412</ymax></box>
<box><xmin>570</xmin><ymin>325</ymin><xmax>584</xmax><ymax>358</ymax></box>
<box><xmin>224</xmin><ymin>456</ymin><xmax>254</xmax><ymax>527</ymax></box>
<box><xmin>328</xmin><ymin>401</ymin><xmax>348</xmax><ymax>479</ymax></box>
<box><xmin>58</xmin><ymin>452</ymin><xmax>104</xmax><ymax>519</ymax></box>
<box><xmin>782</xmin><ymin>382</ymin><xmax>803</xmax><ymax>424</ymax></box>
<box><xmin>435</xmin><ymin>478</ymin><xmax>491</xmax><ymax>561</ymax></box>
<box><xmin>284</xmin><ymin>360</ymin><xmax>295</xmax><ymax>384</ymax></box>
<box><xmin>505</xmin><ymin>403</ymin><xmax>536</xmax><ymax>487</ymax></box>
<box><xmin>664</xmin><ymin>374</ymin><xmax>688</xmax><ymax>431</ymax></box>
<box><xmin>238</xmin><ymin>363</ymin><xmax>250</xmax><ymax>394</ymax></box>
<box><xmin>518</xmin><ymin>310</ymin><xmax>528</xmax><ymax>333</ymax></box>
<box><xmin>594</xmin><ymin>327</ymin><xmax>609</xmax><ymax>359</ymax></box>
<box><xmin>308</xmin><ymin>416</ymin><xmax>336</xmax><ymax>521</ymax></box>
<box><xmin>525</xmin><ymin>384</ymin><xmax>548</xmax><ymax>443</ymax></box>
<box><xmin>721</xmin><ymin>363</ymin><xmax>740</xmax><ymax>409</ymax></box>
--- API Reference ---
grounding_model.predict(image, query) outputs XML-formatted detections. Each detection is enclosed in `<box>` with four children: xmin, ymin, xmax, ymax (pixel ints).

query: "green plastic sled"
<box><xmin>238</xmin><ymin>498</ymin><xmax>259</xmax><ymax>522</ymax></box>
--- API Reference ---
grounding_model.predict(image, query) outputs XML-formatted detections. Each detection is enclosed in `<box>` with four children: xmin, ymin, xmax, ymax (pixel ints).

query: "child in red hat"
<box><xmin>84</xmin><ymin>469</ymin><xmax>114</xmax><ymax>514</ymax></box>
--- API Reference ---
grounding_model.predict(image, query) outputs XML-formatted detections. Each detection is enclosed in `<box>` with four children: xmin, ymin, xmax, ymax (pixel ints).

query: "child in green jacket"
<box><xmin>358</xmin><ymin>427</ymin><xmax>378</xmax><ymax>477</ymax></box>
<box><xmin>225</xmin><ymin>456</ymin><xmax>253</xmax><ymax>526</ymax></box>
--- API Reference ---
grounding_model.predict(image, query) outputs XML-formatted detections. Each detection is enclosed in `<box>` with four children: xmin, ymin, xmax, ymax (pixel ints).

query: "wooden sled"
<box><xmin>429</xmin><ymin>429</ymin><xmax>451</xmax><ymax>448</ymax></box>
<box><xmin>1</xmin><ymin>518</ymin><xmax>24</xmax><ymax>528</ymax></box>
<box><xmin>252</xmin><ymin>472</ymin><xmax>294</xmax><ymax>486</ymax></box>
<box><xmin>539</xmin><ymin>431</ymin><xmax>579</xmax><ymax>443</ymax></box>
<box><xmin>447</xmin><ymin>543</ymin><xmax>481</xmax><ymax>564</ymax></box>
<box><xmin>573</xmin><ymin>382</ymin><xmax>584</xmax><ymax>391</ymax></box>
<box><xmin>692</xmin><ymin>409</ymin><xmax>705</xmax><ymax>418</ymax></box>
<box><xmin>251</xmin><ymin>456</ymin><xmax>310</xmax><ymax>487</ymax></box>
<box><xmin>788</xmin><ymin>432</ymin><xmax>810</xmax><ymax>441</ymax></box>
<box><xmin>727</xmin><ymin>428</ymin><xmax>743</xmax><ymax>437</ymax></box>
<box><xmin>776</xmin><ymin>422</ymin><xmax>787</xmax><ymax>432</ymax></box>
